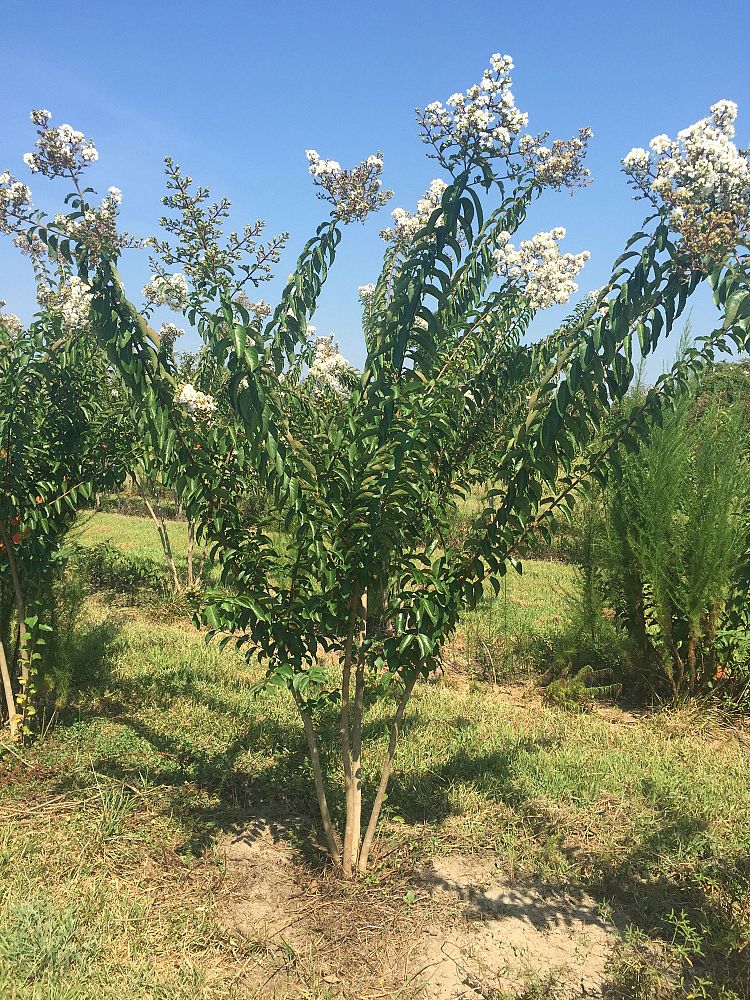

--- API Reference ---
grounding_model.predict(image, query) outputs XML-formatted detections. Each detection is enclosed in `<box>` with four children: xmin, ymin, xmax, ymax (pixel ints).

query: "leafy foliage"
<box><xmin>0</xmin><ymin>318</ymin><xmax>130</xmax><ymax>737</ymax></box>
<box><xmin>597</xmin><ymin>385</ymin><xmax>750</xmax><ymax>702</ymax></box>
<box><xmin>74</xmin><ymin>541</ymin><xmax>167</xmax><ymax>595</ymax></box>
<box><xmin>5</xmin><ymin>61</ymin><xmax>750</xmax><ymax>869</ymax></box>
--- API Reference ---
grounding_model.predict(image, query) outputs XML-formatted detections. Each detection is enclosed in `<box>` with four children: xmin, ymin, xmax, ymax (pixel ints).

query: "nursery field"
<box><xmin>0</xmin><ymin>515</ymin><xmax>748</xmax><ymax>1000</ymax></box>
<box><xmin>3</xmin><ymin>16</ymin><xmax>750</xmax><ymax>1000</ymax></box>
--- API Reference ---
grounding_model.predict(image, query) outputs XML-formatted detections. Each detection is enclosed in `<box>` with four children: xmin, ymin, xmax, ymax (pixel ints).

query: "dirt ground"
<box><xmin>217</xmin><ymin>816</ymin><xmax>620</xmax><ymax>999</ymax></box>
<box><xmin>412</xmin><ymin>855</ymin><xmax>618</xmax><ymax>998</ymax></box>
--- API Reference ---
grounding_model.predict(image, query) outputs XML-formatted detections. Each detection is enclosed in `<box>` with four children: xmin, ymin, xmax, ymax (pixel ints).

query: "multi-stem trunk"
<box><xmin>299</xmin><ymin>658</ymin><xmax>418</xmax><ymax>876</ymax></box>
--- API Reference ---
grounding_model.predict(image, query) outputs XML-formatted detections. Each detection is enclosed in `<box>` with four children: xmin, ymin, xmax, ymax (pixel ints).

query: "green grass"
<box><xmin>0</xmin><ymin>513</ymin><xmax>748</xmax><ymax>997</ymax></box>
<box><xmin>448</xmin><ymin>559</ymin><xmax>576</xmax><ymax>681</ymax></box>
<box><xmin>72</xmin><ymin>510</ymin><xmax>196</xmax><ymax>563</ymax></box>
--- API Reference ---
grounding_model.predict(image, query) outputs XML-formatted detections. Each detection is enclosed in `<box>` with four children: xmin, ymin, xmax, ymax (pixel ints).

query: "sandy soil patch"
<box><xmin>218</xmin><ymin>819</ymin><xmax>620</xmax><ymax>998</ymax></box>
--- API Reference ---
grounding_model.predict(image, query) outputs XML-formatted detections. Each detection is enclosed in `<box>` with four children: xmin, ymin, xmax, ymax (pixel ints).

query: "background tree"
<box><xmin>0</xmin><ymin>313</ymin><xmax>130</xmax><ymax>739</ymax></box>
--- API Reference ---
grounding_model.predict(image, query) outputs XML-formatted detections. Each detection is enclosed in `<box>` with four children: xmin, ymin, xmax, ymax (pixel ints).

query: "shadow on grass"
<box><xmin>51</xmin><ymin>636</ymin><xmax>550</xmax><ymax>866</ymax></box>
<box><xmin>587</xmin><ymin>782</ymin><xmax>750</xmax><ymax>995</ymax></box>
<box><xmin>43</xmin><ymin>616</ymin><xmax>750</xmax><ymax>994</ymax></box>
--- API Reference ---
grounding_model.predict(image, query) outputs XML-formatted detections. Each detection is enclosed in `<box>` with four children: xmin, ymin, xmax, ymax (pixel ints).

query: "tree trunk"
<box><xmin>0</xmin><ymin>636</ymin><xmax>18</xmax><ymax>739</ymax></box>
<box><xmin>136</xmin><ymin>480</ymin><xmax>181</xmax><ymax>592</ymax></box>
<box><xmin>296</xmin><ymin>697</ymin><xmax>341</xmax><ymax>865</ymax></box>
<box><xmin>0</xmin><ymin>521</ymin><xmax>29</xmax><ymax>691</ymax></box>
<box><xmin>340</xmin><ymin>584</ymin><xmax>362</xmax><ymax>877</ymax></box>
<box><xmin>358</xmin><ymin>671</ymin><xmax>417</xmax><ymax>873</ymax></box>
<box><xmin>348</xmin><ymin>653</ymin><xmax>366</xmax><ymax>872</ymax></box>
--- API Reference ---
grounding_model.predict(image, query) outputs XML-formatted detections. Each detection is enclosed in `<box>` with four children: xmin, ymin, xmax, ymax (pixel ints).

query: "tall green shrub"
<box><xmin>602</xmin><ymin>389</ymin><xmax>750</xmax><ymax>701</ymax></box>
<box><xmin>0</xmin><ymin>320</ymin><xmax>130</xmax><ymax>738</ymax></box>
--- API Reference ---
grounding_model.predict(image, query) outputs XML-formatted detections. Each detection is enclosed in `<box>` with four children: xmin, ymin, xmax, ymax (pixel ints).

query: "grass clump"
<box><xmin>73</xmin><ymin>541</ymin><xmax>167</xmax><ymax>594</ymax></box>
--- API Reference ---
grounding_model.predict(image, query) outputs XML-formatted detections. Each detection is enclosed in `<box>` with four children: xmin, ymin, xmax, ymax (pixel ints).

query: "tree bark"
<box><xmin>296</xmin><ymin>698</ymin><xmax>341</xmax><ymax>865</ymax></box>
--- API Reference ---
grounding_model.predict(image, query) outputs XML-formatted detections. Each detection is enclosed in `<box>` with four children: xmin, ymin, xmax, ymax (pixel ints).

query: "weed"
<box><xmin>0</xmin><ymin>895</ymin><xmax>88</xmax><ymax>980</ymax></box>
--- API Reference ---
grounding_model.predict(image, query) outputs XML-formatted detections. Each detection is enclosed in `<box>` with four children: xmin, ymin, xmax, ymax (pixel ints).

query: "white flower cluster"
<box><xmin>307</xmin><ymin>152</ymin><xmax>344</xmax><ymax>176</ymax></box>
<box><xmin>358</xmin><ymin>283</ymin><xmax>376</xmax><ymax>304</ymax></box>
<box><xmin>417</xmin><ymin>54</ymin><xmax>528</xmax><ymax>166</ymax></box>
<box><xmin>177</xmin><ymin>383</ymin><xmax>218</xmax><ymax>420</ymax></box>
<box><xmin>235</xmin><ymin>291</ymin><xmax>272</xmax><ymax>321</ymax></box>
<box><xmin>621</xmin><ymin>147</ymin><xmax>649</xmax><ymax>173</ymax></box>
<box><xmin>143</xmin><ymin>272</ymin><xmax>189</xmax><ymax>311</ymax></box>
<box><xmin>249</xmin><ymin>298</ymin><xmax>271</xmax><ymax>321</ymax></box>
<box><xmin>0</xmin><ymin>303</ymin><xmax>24</xmax><ymax>337</ymax></box>
<box><xmin>519</xmin><ymin>128</ymin><xmax>593</xmax><ymax>190</ymax></box>
<box><xmin>0</xmin><ymin>171</ymin><xmax>32</xmax><ymax>235</ymax></box>
<box><xmin>24</xmin><ymin>111</ymin><xmax>98</xmax><ymax>178</ymax></box>
<box><xmin>12</xmin><ymin>230</ymin><xmax>46</xmax><ymax>258</ymax></box>
<box><xmin>159</xmin><ymin>321</ymin><xmax>184</xmax><ymax>351</ymax></box>
<box><xmin>60</xmin><ymin>276</ymin><xmax>94</xmax><ymax>331</ymax></box>
<box><xmin>622</xmin><ymin>101</ymin><xmax>750</xmax><ymax>244</ymax></box>
<box><xmin>53</xmin><ymin>186</ymin><xmax>126</xmax><ymax>255</ymax></box>
<box><xmin>308</xmin><ymin>334</ymin><xmax>353</xmax><ymax>397</ymax></box>
<box><xmin>380</xmin><ymin>178</ymin><xmax>448</xmax><ymax>249</ymax></box>
<box><xmin>37</xmin><ymin>275</ymin><xmax>94</xmax><ymax>334</ymax></box>
<box><xmin>306</xmin><ymin>150</ymin><xmax>393</xmax><ymax>224</ymax></box>
<box><xmin>494</xmin><ymin>228</ymin><xmax>589</xmax><ymax>310</ymax></box>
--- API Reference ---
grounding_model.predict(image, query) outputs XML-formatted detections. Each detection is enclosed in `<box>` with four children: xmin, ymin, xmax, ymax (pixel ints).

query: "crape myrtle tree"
<box><xmin>3</xmin><ymin>60</ymin><xmax>750</xmax><ymax>873</ymax></box>
<box><xmin>0</xmin><ymin>304</ymin><xmax>131</xmax><ymax>740</ymax></box>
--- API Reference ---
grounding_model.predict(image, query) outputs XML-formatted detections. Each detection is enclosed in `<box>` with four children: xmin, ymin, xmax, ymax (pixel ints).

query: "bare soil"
<box><xmin>412</xmin><ymin>854</ymin><xmax>619</xmax><ymax>999</ymax></box>
<box><xmin>217</xmin><ymin>818</ymin><xmax>621</xmax><ymax>999</ymax></box>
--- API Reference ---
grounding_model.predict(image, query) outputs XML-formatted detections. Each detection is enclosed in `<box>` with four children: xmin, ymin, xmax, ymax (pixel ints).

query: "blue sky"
<box><xmin>2</xmin><ymin>0</ymin><xmax>749</xmax><ymax>376</ymax></box>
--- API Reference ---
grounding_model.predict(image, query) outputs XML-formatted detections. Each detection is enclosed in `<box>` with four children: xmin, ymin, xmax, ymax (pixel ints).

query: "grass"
<box><xmin>0</xmin><ymin>513</ymin><xmax>748</xmax><ymax>998</ymax></box>
<box><xmin>72</xmin><ymin>510</ymin><xmax>195</xmax><ymax>563</ymax></box>
<box><xmin>445</xmin><ymin>559</ymin><xmax>575</xmax><ymax>681</ymax></box>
